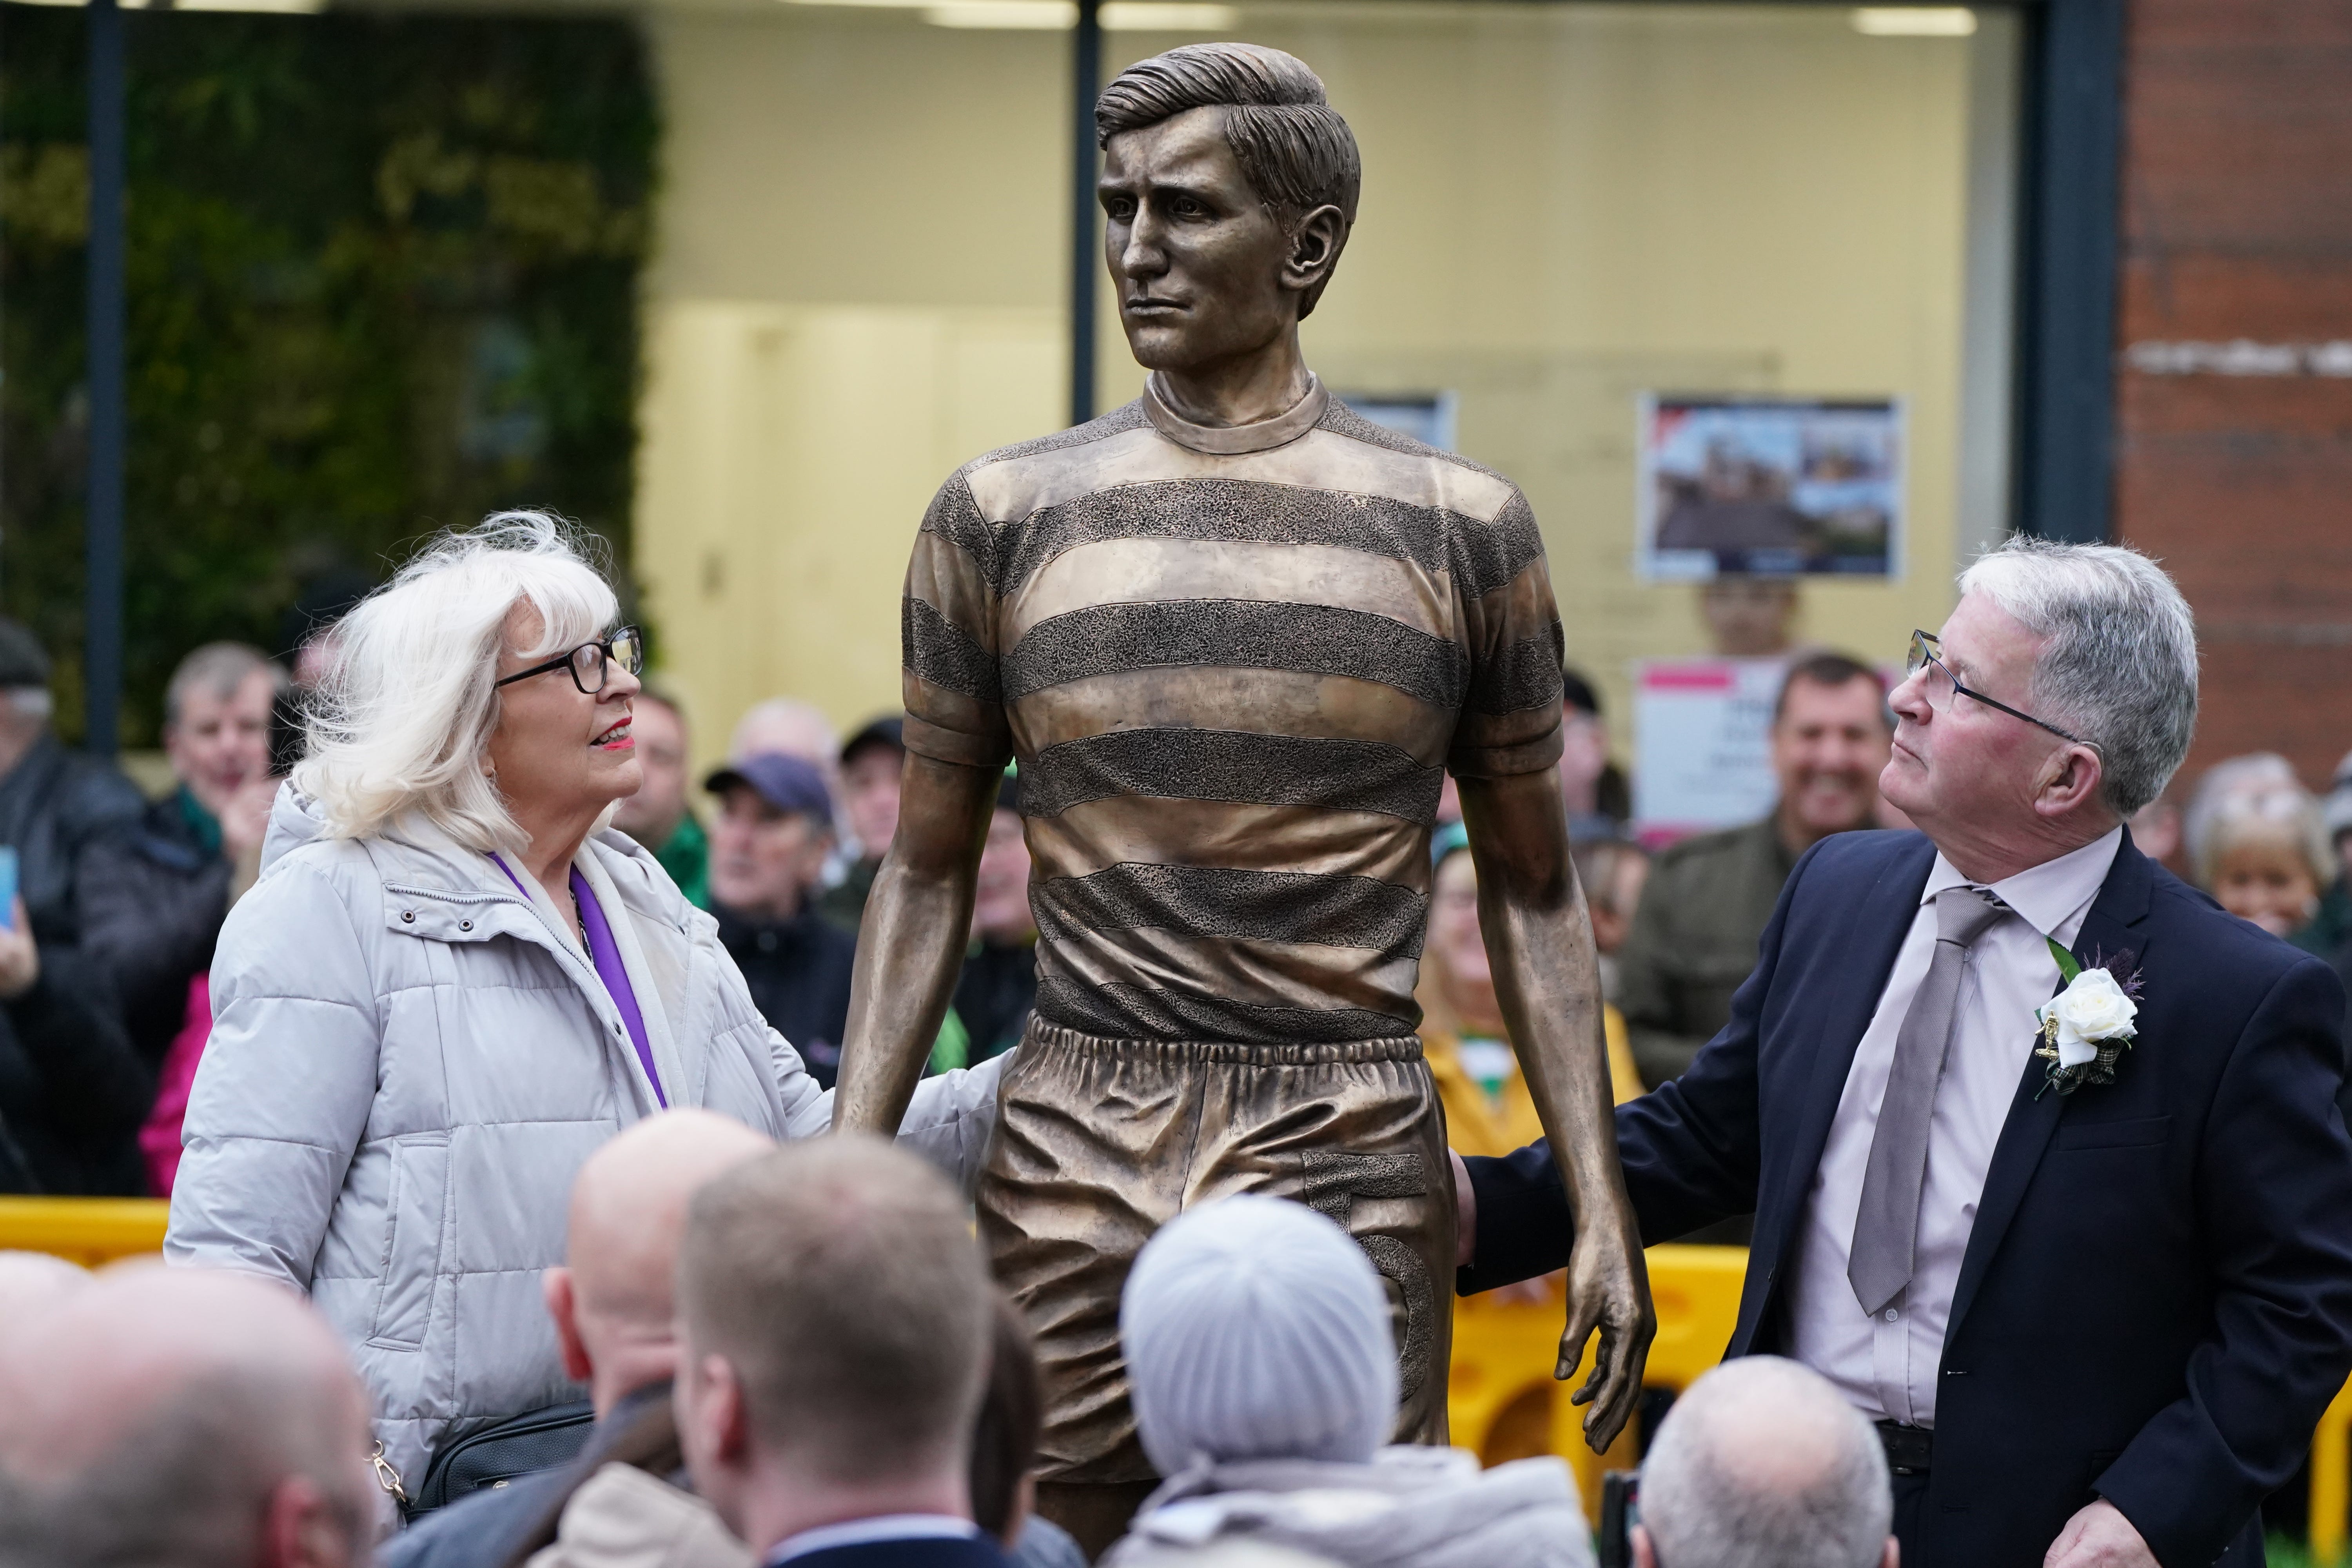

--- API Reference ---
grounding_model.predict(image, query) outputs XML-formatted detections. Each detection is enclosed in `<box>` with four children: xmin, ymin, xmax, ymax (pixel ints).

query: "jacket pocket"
<box><xmin>2052</xmin><ymin>1115</ymin><xmax>2172</xmax><ymax>1152</ymax></box>
<box><xmin>367</xmin><ymin>1132</ymin><xmax>449</xmax><ymax>1349</ymax></box>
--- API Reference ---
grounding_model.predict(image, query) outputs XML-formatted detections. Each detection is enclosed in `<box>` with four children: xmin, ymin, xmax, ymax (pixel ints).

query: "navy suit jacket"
<box><xmin>1463</xmin><ymin>829</ymin><xmax>2352</xmax><ymax>1568</ymax></box>
<box><xmin>778</xmin><ymin>1537</ymin><xmax>1009</xmax><ymax>1568</ymax></box>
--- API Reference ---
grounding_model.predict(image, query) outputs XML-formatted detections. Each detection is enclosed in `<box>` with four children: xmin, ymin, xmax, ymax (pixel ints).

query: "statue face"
<box><xmin>1100</xmin><ymin>107</ymin><xmax>1305</xmax><ymax>374</ymax></box>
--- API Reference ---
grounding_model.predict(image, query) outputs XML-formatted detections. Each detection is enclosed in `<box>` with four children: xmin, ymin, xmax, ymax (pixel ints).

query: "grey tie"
<box><xmin>1847</xmin><ymin>886</ymin><xmax>2009</xmax><ymax>1316</ymax></box>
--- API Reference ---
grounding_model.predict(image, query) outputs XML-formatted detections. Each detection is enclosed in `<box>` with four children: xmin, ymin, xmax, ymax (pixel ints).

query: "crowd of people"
<box><xmin>3</xmin><ymin>505</ymin><xmax>2352</xmax><ymax>1568</ymax></box>
<box><xmin>9</xmin><ymin>518</ymin><xmax>2347</xmax><ymax>1232</ymax></box>
<box><xmin>2</xmin><ymin>1118</ymin><xmax>1900</xmax><ymax>1568</ymax></box>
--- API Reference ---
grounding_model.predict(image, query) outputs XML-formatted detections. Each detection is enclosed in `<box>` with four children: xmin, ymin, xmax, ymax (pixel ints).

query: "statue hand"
<box><xmin>1555</xmin><ymin>1199</ymin><xmax>1652</xmax><ymax>1451</ymax></box>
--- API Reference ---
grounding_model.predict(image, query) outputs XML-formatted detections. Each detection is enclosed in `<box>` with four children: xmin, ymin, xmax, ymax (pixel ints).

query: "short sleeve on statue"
<box><xmin>1446</xmin><ymin>486</ymin><xmax>1566</xmax><ymax>779</ymax></box>
<box><xmin>902</xmin><ymin>474</ymin><xmax>1013</xmax><ymax>769</ymax></box>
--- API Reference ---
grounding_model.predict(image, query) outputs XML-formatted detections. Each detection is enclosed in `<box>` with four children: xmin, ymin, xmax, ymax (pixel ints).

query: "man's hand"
<box><xmin>1452</xmin><ymin>1149</ymin><xmax>1477</xmax><ymax>1268</ymax></box>
<box><xmin>1452</xmin><ymin>1149</ymin><xmax>1562</xmax><ymax>1304</ymax></box>
<box><xmin>2044</xmin><ymin>1501</ymin><xmax>2156</xmax><ymax>1568</ymax></box>
<box><xmin>1558</xmin><ymin>1201</ymin><xmax>1652</xmax><ymax>1450</ymax></box>
<box><xmin>0</xmin><ymin>899</ymin><xmax>40</xmax><ymax>1001</ymax></box>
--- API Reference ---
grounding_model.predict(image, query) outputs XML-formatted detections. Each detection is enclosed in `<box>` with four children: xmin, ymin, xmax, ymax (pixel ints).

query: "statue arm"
<box><xmin>831</xmin><ymin>752</ymin><xmax>1000</xmax><ymax>1134</ymax></box>
<box><xmin>1456</xmin><ymin>765</ymin><xmax>1655</xmax><ymax>1450</ymax></box>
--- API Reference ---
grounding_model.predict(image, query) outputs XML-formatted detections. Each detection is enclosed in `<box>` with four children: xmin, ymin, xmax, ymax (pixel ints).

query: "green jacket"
<box><xmin>654</xmin><ymin>813</ymin><xmax>710</xmax><ymax>910</ymax></box>
<box><xmin>1617</xmin><ymin>816</ymin><xmax>1798</xmax><ymax>1090</ymax></box>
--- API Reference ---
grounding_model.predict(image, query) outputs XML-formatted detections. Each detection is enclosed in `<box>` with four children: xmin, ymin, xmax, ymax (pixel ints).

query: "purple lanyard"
<box><xmin>488</xmin><ymin>854</ymin><xmax>665</xmax><ymax>1107</ymax></box>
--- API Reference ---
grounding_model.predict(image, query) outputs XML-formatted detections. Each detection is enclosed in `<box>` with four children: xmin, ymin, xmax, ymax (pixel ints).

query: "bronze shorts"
<box><xmin>977</xmin><ymin>1019</ymin><xmax>1455</xmax><ymax>1485</ymax></box>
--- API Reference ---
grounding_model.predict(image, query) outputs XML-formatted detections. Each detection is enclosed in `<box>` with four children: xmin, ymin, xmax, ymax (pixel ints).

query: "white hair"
<box><xmin>292</xmin><ymin>512</ymin><xmax>619</xmax><ymax>851</ymax></box>
<box><xmin>2182</xmin><ymin>751</ymin><xmax>2301</xmax><ymax>870</ymax></box>
<box><xmin>2195</xmin><ymin>783</ymin><xmax>2334</xmax><ymax>891</ymax></box>
<box><xmin>1958</xmin><ymin>537</ymin><xmax>2199</xmax><ymax>817</ymax></box>
<box><xmin>1640</xmin><ymin>1357</ymin><xmax>1891</xmax><ymax>1568</ymax></box>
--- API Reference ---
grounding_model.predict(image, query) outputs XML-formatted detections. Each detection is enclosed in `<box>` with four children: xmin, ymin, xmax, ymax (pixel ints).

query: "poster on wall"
<box><xmin>1632</xmin><ymin>658</ymin><xmax>1788</xmax><ymax>846</ymax></box>
<box><xmin>1338</xmin><ymin>390</ymin><xmax>1459</xmax><ymax>452</ymax></box>
<box><xmin>1636</xmin><ymin>395</ymin><xmax>1904</xmax><ymax>580</ymax></box>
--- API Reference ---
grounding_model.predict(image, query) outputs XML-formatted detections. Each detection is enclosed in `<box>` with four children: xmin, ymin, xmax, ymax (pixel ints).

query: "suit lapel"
<box><xmin>1944</xmin><ymin>835</ymin><xmax>2156</xmax><ymax>1344</ymax></box>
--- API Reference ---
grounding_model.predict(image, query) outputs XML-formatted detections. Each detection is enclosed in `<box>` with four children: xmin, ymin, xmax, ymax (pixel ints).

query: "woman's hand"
<box><xmin>0</xmin><ymin>899</ymin><xmax>42</xmax><ymax>1000</ymax></box>
<box><xmin>221</xmin><ymin>774</ymin><xmax>279</xmax><ymax>864</ymax></box>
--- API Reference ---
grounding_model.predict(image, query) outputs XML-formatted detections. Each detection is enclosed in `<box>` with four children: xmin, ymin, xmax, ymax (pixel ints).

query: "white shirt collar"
<box><xmin>1921</xmin><ymin>825</ymin><xmax>2124</xmax><ymax>947</ymax></box>
<box><xmin>766</xmin><ymin>1515</ymin><xmax>980</xmax><ymax>1566</ymax></box>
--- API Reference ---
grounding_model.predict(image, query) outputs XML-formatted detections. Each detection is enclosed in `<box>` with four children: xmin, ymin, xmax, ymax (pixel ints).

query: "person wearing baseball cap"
<box><xmin>705</xmin><ymin>752</ymin><xmax>857</xmax><ymax>1089</ymax></box>
<box><xmin>817</xmin><ymin>715</ymin><xmax>907</xmax><ymax>935</ymax></box>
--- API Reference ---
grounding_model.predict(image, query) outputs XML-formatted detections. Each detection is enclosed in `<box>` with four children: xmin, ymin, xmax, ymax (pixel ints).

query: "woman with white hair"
<box><xmin>165</xmin><ymin>514</ymin><xmax>1002</xmax><ymax>1508</ymax></box>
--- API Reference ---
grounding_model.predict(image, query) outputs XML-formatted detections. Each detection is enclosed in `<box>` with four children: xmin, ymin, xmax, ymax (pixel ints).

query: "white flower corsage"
<box><xmin>2033</xmin><ymin>941</ymin><xmax>2142</xmax><ymax>1098</ymax></box>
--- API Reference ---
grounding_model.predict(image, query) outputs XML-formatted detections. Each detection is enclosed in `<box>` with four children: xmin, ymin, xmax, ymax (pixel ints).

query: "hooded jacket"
<box><xmin>523</xmin><ymin>1465</ymin><xmax>749</xmax><ymax>1568</ymax></box>
<box><xmin>1103</xmin><ymin>1447</ymin><xmax>1593</xmax><ymax>1568</ymax></box>
<box><xmin>166</xmin><ymin>786</ymin><xmax>1004</xmax><ymax>1491</ymax></box>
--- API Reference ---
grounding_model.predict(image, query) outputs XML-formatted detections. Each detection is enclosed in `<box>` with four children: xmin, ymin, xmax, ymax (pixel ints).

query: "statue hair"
<box><xmin>1095</xmin><ymin>43</ymin><xmax>1361</xmax><ymax>318</ymax></box>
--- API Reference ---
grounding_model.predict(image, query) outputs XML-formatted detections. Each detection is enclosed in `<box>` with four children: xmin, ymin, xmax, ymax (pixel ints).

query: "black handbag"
<box><xmin>407</xmin><ymin>1400</ymin><xmax>597</xmax><ymax>1517</ymax></box>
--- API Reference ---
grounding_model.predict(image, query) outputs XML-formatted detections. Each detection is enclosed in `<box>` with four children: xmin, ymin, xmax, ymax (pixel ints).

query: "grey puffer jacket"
<box><xmin>166</xmin><ymin>787</ymin><xmax>1004</xmax><ymax>1492</ymax></box>
<box><xmin>1105</xmin><ymin>1447</ymin><xmax>1593</xmax><ymax>1568</ymax></box>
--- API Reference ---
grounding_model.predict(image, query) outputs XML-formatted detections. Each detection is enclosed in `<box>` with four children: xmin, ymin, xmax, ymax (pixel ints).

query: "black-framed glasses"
<box><xmin>1904</xmin><ymin>629</ymin><xmax>2092</xmax><ymax>748</ymax></box>
<box><xmin>494</xmin><ymin>626</ymin><xmax>644</xmax><ymax>695</ymax></box>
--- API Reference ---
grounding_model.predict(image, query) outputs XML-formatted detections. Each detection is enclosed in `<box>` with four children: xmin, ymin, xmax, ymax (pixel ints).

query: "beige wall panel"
<box><xmin>641</xmin><ymin>3</ymin><xmax>1993</xmax><ymax>768</ymax></box>
<box><xmin>648</xmin><ymin>11</ymin><xmax>1064</xmax><ymax>309</ymax></box>
<box><xmin>638</xmin><ymin>301</ymin><xmax>1059</xmax><ymax>775</ymax></box>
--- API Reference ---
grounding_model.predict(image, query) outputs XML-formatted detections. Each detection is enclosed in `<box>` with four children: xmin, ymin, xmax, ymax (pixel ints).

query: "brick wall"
<box><xmin>2116</xmin><ymin>0</ymin><xmax>2352</xmax><ymax>795</ymax></box>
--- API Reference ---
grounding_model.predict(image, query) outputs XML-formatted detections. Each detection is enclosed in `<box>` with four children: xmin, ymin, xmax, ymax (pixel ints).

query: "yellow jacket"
<box><xmin>1425</xmin><ymin>1006</ymin><xmax>1641</xmax><ymax>1160</ymax></box>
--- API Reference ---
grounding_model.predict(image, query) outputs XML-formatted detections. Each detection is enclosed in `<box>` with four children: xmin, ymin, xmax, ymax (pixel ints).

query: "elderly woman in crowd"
<box><xmin>2196</xmin><ymin>782</ymin><xmax>2337</xmax><ymax>951</ymax></box>
<box><xmin>165</xmin><ymin>514</ymin><xmax>1002</xmax><ymax>1506</ymax></box>
<box><xmin>1107</xmin><ymin>1195</ymin><xmax>1592</xmax><ymax>1568</ymax></box>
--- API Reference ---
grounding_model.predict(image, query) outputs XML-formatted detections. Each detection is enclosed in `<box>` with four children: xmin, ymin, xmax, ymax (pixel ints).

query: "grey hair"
<box><xmin>164</xmin><ymin>641</ymin><xmax>289</xmax><ymax>733</ymax></box>
<box><xmin>2195</xmin><ymin>783</ymin><xmax>2335</xmax><ymax>891</ymax></box>
<box><xmin>1958</xmin><ymin>537</ymin><xmax>2199</xmax><ymax>817</ymax></box>
<box><xmin>2182</xmin><ymin>751</ymin><xmax>2300</xmax><ymax>870</ymax></box>
<box><xmin>0</xmin><ymin>1370</ymin><xmax>370</xmax><ymax>1568</ymax></box>
<box><xmin>1640</xmin><ymin>1357</ymin><xmax>1891</xmax><ymax>1568</ymax></box>
<box><xmin>291</xmin><ymin>511</ymin><xmax>619</xmax><ymax>851</ymax></box>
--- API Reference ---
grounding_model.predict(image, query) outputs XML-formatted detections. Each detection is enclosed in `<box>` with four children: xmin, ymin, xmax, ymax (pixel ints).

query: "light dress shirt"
<box><xmin>766</xmin><ymin>1515</ymin><xmax>982</xmax><ymax>1566</ymax></box>
<box><xmin>1785</xmin><ymin>826</ymin><xmax>2124</xmax><ymax>1427</ymax></box>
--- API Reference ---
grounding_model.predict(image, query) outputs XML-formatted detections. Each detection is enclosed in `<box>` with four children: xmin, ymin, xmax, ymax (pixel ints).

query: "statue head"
<box><xmin>1096</xmin><ymin>44</ymin><xmax>1360</xmax><ymax>375</ymax></box>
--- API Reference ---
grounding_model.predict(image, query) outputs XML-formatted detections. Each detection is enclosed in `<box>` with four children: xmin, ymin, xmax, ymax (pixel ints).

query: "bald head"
<box><xmin>547</xmin><ymin>1109</ymin><xmax>774</xmax><ymax>1415</ymax></box>
<box><xmin>0</xmin><ymin>1248</ymin><xmax>87</xmax><ymax>1323</ymax></box>
<box><xmin>0</xmin><ymin>1264</ymin><xmax>372</xmax><ymax>1568</ymax></box>
<box><xmin>730</xmin><ymin>699</ymin><xmax>838</xmax><ymax>770</ymax></box>
<box><xmin>1637</xmin><ymin>1357</ymin><xmax>1893</xmax><ymax>1568</ymax></box>
<box><xmin>570</xmin><ymin>1109</ymin><xmax>775</xmax><ymax>1321</ymax></box>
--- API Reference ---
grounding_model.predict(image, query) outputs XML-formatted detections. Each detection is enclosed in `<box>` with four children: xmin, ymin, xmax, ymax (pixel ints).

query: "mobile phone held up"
<box><xmin>0</xmin><ymin>845</ymin><xmax>21</xmax><ymax>931</ymax></box>
<box><xmin>1597</xmin><ymin>1470</ymin><xmax>1640</xmax><ymax>1568</ymax></box>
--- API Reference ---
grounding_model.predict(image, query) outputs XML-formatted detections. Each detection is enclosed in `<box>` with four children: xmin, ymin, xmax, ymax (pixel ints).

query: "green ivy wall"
<box><xmin>0</xmin><ymin>8</ymin><xmax>654</xmax><ymax>745</ymax></box>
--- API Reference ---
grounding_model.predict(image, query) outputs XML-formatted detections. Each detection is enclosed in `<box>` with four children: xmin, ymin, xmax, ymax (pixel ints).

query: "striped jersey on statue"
<box><xmin>900</xmin><ymin>374</ymin><xmax>1566</xmax><ymax>1045</ymax></box>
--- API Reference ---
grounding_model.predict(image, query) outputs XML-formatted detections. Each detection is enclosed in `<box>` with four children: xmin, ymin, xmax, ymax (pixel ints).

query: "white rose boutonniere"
<box><xmin>2033</xmin><ymin>940</ymin><xmax>2143</xmax><ymax>1097</ymax></box>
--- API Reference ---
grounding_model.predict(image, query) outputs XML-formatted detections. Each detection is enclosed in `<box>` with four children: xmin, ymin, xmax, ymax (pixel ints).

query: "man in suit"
<box><xmin>677</xmin><ymin>1136</ymin><xmax>1007</xmax><ymax>1568</ymax></box>
<box><xmin>1457</xmin><ymin>538</ymin><xmax>2352</xmax><ymax>1568</ymax></box>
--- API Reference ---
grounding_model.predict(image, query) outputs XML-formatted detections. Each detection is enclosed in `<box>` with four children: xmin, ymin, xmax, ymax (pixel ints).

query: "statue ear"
<box><xmin>1286</xmin><ymin>203</ymin><xmax>1349</xmax><ymax>318</ymax></box>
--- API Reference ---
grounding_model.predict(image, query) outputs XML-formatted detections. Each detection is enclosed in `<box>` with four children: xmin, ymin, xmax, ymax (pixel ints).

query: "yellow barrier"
<box><xmin>0</xmin><ymin>1196</ymin><xmax>170</xmax><ymax>1267</ymax></box>
<box><xmin>1447</xmin><ymin>1244</ymin><xmax>1749</xmax><ymax>1518</ymax></box>
<box><xmin>2314</xmin><ymin>1378</ymin><xmax>2352</xmax><ymax>1564</ymax></box>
